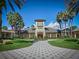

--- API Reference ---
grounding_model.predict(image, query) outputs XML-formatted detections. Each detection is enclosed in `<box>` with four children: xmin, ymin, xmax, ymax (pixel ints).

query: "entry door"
<box><xmin>38</xmin><ymin>33</ymin><xmax>43</xmax><ymax>40</ymax></box>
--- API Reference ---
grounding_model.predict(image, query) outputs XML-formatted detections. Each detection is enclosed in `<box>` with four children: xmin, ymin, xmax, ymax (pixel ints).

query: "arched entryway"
<box><xmin>37</xmin><ymin>32</ymin><xmax>43</xmax><ymax>40</ymax></box>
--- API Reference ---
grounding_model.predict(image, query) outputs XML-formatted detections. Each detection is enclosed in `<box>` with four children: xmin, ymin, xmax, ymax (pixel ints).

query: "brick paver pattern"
<box><xmin>0</xmin><ymin>41</ymin><xmax>79</xmax><ymax>59</ymax></box>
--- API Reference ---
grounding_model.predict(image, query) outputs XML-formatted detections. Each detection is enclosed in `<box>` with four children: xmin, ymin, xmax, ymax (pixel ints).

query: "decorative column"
<box><xmin>50</xmin><ymin>34</ymin><xmax>51</xmax><ymax>38</ymax></box>
<box><xmin>74</xmin><ymin>34</ymin><xmax>76</xmax><ymax>38</ymax></box>
<box><xmin>56</xmin><ymin>33</ymin><xmax>57</xmax><ymax>38</ymax></box>
<box><xmin>35</xmin><ymin>22</ymin><xmax>38</xmax><ymax>38</ymax></box>
<box><xmin>11</xmin><ymin>33</ymin><xmax>13</xmax><ymax>38</ymax></box>
<box><xmin>4</xmin><ymin>33</ymin><xmax>6</xmax><ymax>38</ymax></box>
<box><xmin>43</xmin><ymin>22</ymin><xmax>45</xmax><ymax>39</ymax></box>
<box><xmin>29</xmin><ymin>34</ymin><xmax>31</xmax><ymax>38</ymax></box>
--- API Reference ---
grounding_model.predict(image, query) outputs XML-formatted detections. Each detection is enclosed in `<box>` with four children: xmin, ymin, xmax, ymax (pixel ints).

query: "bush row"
<box><xmin>3</xmin><ymin>39</ymin><xmax>34</xmax><ymax>45</ymax></box>
<box><xmin>64</xmin><ymin>38</ymin><xmax>79</xmax><ymax>44</ymax></box>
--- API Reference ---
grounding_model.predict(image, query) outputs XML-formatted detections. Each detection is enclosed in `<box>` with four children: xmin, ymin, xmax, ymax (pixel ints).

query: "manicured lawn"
<box><xmin>0</xmin><ymin>39</ymin><xmax>33</xmax><ymax>52</ymax></box>
<box><xmin>48</xmin><ymin>39</ymin><xmax>79</xmax><ymax>50</ymax></box>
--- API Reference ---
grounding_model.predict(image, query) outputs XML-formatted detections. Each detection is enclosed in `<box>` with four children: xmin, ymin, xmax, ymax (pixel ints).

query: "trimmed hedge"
<box><xmin>77</xmin><ymin>40</ymin><xmax>79</xmax><ymax>44</ymax></box>
<box><xmin>48</xmin><ymin>39</ymin><xmax>79</xmax><ymax>50</ymax></box>
<box><xmin>5</xmin><ymin>41</ymin><xmax>13</xmax><ymax>45</ymax></box>
<box><xmin>64</xmin><ymin>38</ymin><xmax>78</xmax><ymax>42</ymax></box>
<box><xmin>0</xmin><ymin>39</ymin><xmax>33</xmax><ymax>51</ymax></box>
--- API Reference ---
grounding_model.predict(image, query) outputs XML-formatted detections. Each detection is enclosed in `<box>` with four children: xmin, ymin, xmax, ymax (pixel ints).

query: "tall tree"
<box><xmin>68</xmin><ymin>11</ymin><xmax>76</xmax><ymax>37</ymax></box>
<box><xmin>7</xmin><ymin>12</ymin><xmax>24</xmax><ymax>38</ymax></box>
<box><xmin>63</xmin><ymin>11</ymin><xmax>68</xmax><ymax>37</ymax></box>
<box><xmin>14</xmin><ymin>12</ymin><xmax>24</xmax><ymax>30</ymax></box>
<box><xmin>0</xmin><ymin>0</ymin><xmax>25</xmax><ymax>40</ymax></box>
<box><xmin>7</xmin><ymin>11</ymin><xmax>15</xmax><ymax>30</ymax></box>
<box><xmin>64</xmin><ymin>0</ymin><xmax>79</xmax><ymax>37</ymax></box>
<box><xmin>17</xmin><ymin>19</ymin><xmax>24</xmax><ymax>37</ymax></box>
<box><xmin>56</xmin><ymin>12</ymin><xmax>63</xmax><ymax>37</ymax></box>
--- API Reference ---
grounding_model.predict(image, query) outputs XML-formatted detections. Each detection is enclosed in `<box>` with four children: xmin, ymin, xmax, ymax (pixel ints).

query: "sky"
<box><xmin>2</xmin><ymin>0</ymin><xmax>79</xmax><ymax>29</ymax></box>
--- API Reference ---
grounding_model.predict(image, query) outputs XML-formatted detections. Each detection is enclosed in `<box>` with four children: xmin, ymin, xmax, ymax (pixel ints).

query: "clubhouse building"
<box><xmin>21</xmin><ymin>19</ymin><xmax>79</xmax><ymax>39</ymax></box>
<box><xmin>24</xmin><ymin>19</ymin><xmax>58</xmax><ymax>39</ymax></box>
<box><xmin>2</xmin><ymin>19</ymin><xmax>79</xmax><ymax>39</ymax></box>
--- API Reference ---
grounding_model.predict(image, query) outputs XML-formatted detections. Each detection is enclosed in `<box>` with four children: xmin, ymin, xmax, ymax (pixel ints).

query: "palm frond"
<box><xmin>75</xmin><ymin>8</ymin><xmax>79</xmax><ymax>15</ymax></box>
<box><xmin>3</xmin><ymin>0</ymin><xmax>7</xmax><ymax>10</ymax></box>
<box><xmin>8</xmin><ymin>0</ymin><xmax>15</xmax><ymax>11</ymax></box>
<box><xmin>0</xmin><ymin>10</ymin><xmax>2</xmax><ymax>14</ymax></box>
<box><xmin>14</xmin><ymin>0</ymin><xmax>23</xmax><ymax>9</ymax></box>
<box><xmin>0</xmin><ymin>0</ymin><xmax>5</xmax><ymax>9</ymax></box>
<box><xmin>0</xmin><ymin>10</ymin><xmax>2</xmax><ymax>30</ymax></box>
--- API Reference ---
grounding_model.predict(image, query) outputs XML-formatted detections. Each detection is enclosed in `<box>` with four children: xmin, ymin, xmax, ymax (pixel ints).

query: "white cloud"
<box><xmin>46</xmin><ymin>22</ymin><xmax>69</xmax><ymax>30</ymax></box>
<box><xmin>33</xmin><ymin>24</ymin><xmax>36</xmax><ymax>27</ymax></box>
<box><xmin>61</xmin><ymin>23</ymin><xmax>69</xmax><ymax>29</ymax></box>
<box><xmin>22</xmin><ymin>26</ymin><xmax>27</xmax><ymax>30</ymax></box>
<box><xmin>8</xmin><ymin>27</ymin><xmax>12</xmax><ymax>30</ymax></box>
<box><xmin>46</xmin><ymin>22</ymin><xmax>60</xmax><ymax>29</ymax></box>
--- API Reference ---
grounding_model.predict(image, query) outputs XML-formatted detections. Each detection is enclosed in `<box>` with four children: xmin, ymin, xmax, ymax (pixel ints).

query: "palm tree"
<box><xmin>13</xmin><ymin>12</ymin><xmax>24</xmax><ymax>38</ymax></box>
<box><xmin>17</xmin><ymin>19</ymin><xmax>24</xmax><ymax>38</ymax></box>
<box><xmin>65</xmin><ymin>0</ymin><xmax>79</xmax><ymax>38</ymax></box>
<box><xmin>7</xmin><ymin>12</ymin><xmax>24</xmax><ymax>38</ymax></box>
<box><xmin>7</xmin><ymin>11</ymin><xmax>14</xmax><ymax>30</ymax></box>
<box><xmin>7</xmin><ymin>12</ymin><xmax>22</xmax><ymax>30</ymax></box>
<box><xmin>13</xmin><ymin>12</ymin><xmax>22</xmax><ymax>30</ymax></box>
<box><xmin>56</xmin><ymin>12</ymin><xmax>63</xmax><ymax>37</ymax></box>
<box><xmin>63</xmin><ymin>11</ymin><xmax>68</xmax><ymax>37</ymax></box>
<box><xmin>0</xmin><ymin>0</ymin><xmax>25</xmax><ymax>41</ymax></box>
<box><xmin>68</xmin><ymin>11</ymin><xmax>76</xmax><ymax>37</ymax></box>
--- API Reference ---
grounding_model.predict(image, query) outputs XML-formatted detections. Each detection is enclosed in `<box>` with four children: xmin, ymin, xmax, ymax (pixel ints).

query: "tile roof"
<box><xmin>2</xmin><ymin>30</ymin><xmax>15</xmax><ymax>33</ymax></box>
<box><xmin>73</xmin><ymin>28</ymin><xmax>79</xmax><ymax>31</ymax></box>
<box><xmin>27</xmin><ymin>27</ymin><xmax>57</xmax><ymax>33</ymax></box>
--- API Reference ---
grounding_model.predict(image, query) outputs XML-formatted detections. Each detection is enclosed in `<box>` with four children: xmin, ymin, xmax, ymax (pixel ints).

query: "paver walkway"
<box><xmin>0</xmin><ymin>41</ymin><xmax>79</xmax><ymax>59</ymax></box>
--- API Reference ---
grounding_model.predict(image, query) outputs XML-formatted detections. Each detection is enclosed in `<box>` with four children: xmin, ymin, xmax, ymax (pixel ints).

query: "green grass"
<box><xmin>48</xmin><ymin>39</ymin><xmax>79</xmax><ymax>50</ymax></box>
<box><xmin>0</xmin><ymin>39</ymin><xmax>33</xmax><ymax>52</ymax></box>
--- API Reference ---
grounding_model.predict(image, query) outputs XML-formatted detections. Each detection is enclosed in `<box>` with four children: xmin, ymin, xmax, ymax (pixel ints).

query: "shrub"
<box><xmin>64</xmin><ymin>36</ymin><xmax>70</xmax><ymax>38</ymax></box>
<box><xmin>64</xmin><ymin>38</ymin><xmax>78</xmax><ymax>42</ymax></box>
<box><xmin>5</xmin><ymin>41</ymin><xmax>13</xmax><ymax>45</ymax></box>
<box><xmin>77</xmin><ymin>39</ymin><xmax>79</xmax><ymax>44</ymax></box>
<box><xmin>44</xmin><ymin>36</ymin><xmax>48</xmax><ymax>40</ymax></box>
<box><xmin>0</xmin><ymin>40</ymin><xmax>3</xmax><ymax>43</ymax></box>
<box><xmin>13</xmin><ymin>39</ymin><xmax>34</xmax><ymax>43</ymax></box>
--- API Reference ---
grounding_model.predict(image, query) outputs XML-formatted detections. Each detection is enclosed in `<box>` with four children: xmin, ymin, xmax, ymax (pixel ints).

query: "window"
<box><xmin>37</xmin><ymin>22</ymin><xmax>43</xmax><ymax>26</ymax></box>
<box><xmin>38</xmin><ymin>27</ymin><xmax>42</xmax><ymax>29</ymax></box>
<box><xmin>37</xmin><ymin>27</ymin><xmax>43</xmax><ymax>32</ymax></box>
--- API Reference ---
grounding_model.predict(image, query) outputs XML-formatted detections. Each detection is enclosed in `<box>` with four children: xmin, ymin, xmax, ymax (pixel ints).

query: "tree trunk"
<box><xmin>0</xmin><ymin>10</ymin><xmax>2</xmax><ymax>43</ymax></box>
<box><xmin>70</xmin><ymin>19</ymin><xmax>73</xmax><ymax>38</ymax></box>
<box><xmin>11</xmin><ymin>25</ymin><xmax>14</xmax><ymax>30</ymax></box>
<box><xmin>18</xmin><ymin>29</ymin><xmax>21</xmax><ymax>38</ymax></box>
<box><xmin>64</xmin><ymin>22</ymin><xmax>67</xmax><ymax>37</ymax></box>
<box><xmin>69</xmin><ymin>20</ymin><xmax>71</xmax><ymax>37</ymax></box>
<box><xmin>18</xmin><ymin>27</ymin><xmax>21</xmax><ymax>38</ymax></box>
<box><xmin>59</xmin><ymin>22</ymin><xmax>62</xmax><ymax>37</ymax></box>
